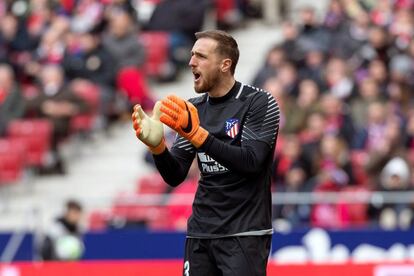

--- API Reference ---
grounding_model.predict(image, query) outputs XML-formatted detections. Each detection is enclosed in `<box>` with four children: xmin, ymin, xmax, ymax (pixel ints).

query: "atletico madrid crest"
<box><xmin>225</xmin><ymin>118</ymin><xmax>239</xmax><ymax>138</ymax></box>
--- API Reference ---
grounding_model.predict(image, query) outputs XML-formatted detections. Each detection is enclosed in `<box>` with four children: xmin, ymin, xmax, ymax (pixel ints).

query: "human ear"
<box><xmin>221</xmin><ymin>58</ymin><xmax>232</xmax><ymax>73</ymax></box>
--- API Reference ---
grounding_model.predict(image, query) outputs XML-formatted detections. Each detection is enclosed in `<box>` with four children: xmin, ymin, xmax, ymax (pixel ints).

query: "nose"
<box><xmin>188</xmin><ymin>55</ymin><xmax>196</xmax><ymax>67</ymax></box>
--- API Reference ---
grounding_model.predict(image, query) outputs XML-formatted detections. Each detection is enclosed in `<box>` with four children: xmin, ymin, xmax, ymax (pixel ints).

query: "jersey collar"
<box><xmin>207</xmin><ymin>81</ymin><xmax>241</xmax><ymax>105</ymax></box>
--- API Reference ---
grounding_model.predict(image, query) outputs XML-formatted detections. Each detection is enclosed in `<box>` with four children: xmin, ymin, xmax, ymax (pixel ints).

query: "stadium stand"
<box><xmin>0</xmin><ymin>0</ymin><xmax>413</xmax><ymax>238</ymax></box>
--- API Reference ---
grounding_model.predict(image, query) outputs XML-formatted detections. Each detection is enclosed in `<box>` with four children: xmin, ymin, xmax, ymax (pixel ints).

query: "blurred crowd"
<box><xmin>0</xmin><ymin>0</ymin><xmax>263</xmax><ymax>175</ymax></box>
<box><xmin>260</xmin><ymin>0</ymin><xmax>414</xmax><ymax>230</ymax></box>
<box><xmin>1</xmin><ymin>0</ymin><xmax>414</xmax><ymax>232</ymax></box>
<box><xmin>0</xmin><ymin>0</ymin><xmax>158</xmax><ymax>175</ymax></box>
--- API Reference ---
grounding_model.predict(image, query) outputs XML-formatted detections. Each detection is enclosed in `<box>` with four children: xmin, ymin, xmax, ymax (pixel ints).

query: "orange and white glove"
<box><xmin>132</xmin><ymin>101</ymin><xmax>166</xmax><ymax>155</ymax></box>
<box><xmin>159</xmin><ymin>94</ymin><xmax>208</xmax><ymax>148</ymax></box>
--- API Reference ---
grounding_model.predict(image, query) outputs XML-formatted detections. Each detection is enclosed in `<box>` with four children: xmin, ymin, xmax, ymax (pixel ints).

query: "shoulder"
<box><xmin>188</xmin><ymin>94</ymin><xmax>207</xmax><ymax>106</ymax></box>
<box><xmin>240</xmin><ymin>84</ymin><xmax>277</xmax><ymax>106</ymax></box>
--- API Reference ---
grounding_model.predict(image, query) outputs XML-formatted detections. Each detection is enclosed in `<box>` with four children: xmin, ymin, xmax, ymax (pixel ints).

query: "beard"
<box><xmin>194</xmin><ymin>69</ymin><xmax>221</xmax><ymax>93</ymax></box>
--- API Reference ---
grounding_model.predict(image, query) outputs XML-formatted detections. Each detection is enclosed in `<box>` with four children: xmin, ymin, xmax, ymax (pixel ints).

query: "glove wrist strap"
<box><xmin>149</xmin><ymin>138</ymin><xmax>166</xmax><ymax>155</ymax></box>
<box><xmin>190</xmin><ymin>127</ymin><xmax>209</xmax><ymax>148</ymax></box>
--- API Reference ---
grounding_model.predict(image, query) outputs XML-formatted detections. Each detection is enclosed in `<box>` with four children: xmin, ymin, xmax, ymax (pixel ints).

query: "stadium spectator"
<box><xmin>102</xmin><ymin>10</ymin><xmax>153</xmax><ymax>110</ymax></box>
<box><xmin>25</xmin><ymin>64</ymin><xmax>89</xmax><ymax>174</ymax></box>
<box><xmin>405</xmin><ymin>111</ymin><xmax>414</xmax><ymax>151</ymax></box>
<box><xmin>70</xmin><ymin>0</ymin><xmax>104</xmax><ymax>34</ymax></box>
<box><xmin>364</xmin><ymin>114</ymin><xmax>406</xmax><ymax>183</ymax></box>
<box><xmin>39</xmin><ymin>199</ymin><xmax>85</xmax><ymax>261</ymax></box>
<box><xmin>23</xmin><ymin>16</ymin><xmax>71</xmax><ymax>81</ymax></box>
<box><xmin>144</xmin><ymin>0</ymin><xmax>208</xmax><ymax>68</ymax></box>
<box><xmin>63</xmin><ymin>30</ymin><xmax>116</xmax><ymax>123</ymax></box>
<box><xmin>351</xmin><ymin>25</ymin><xmax>390</xmax><ymax>70</ymax></box>
<box><xmin>353</xmin><ymin>101</ymin><xmax>390</xmax><ymax>152</ymax></box>
<box><xmin>273</xmin><ymin>163</ymin><xmax>313</xmax><ymax>228</ymax></box>
<box><xmin>280</xmin><ymin>21</ymin><xmax>302</xmax><ymax>64</ymax></box>
<box><xmin>275</xmin><ymin>61</ymin><xmax>299</xmax><ymax>97</ymax></box>
<box><xmin>263</xmin><ymin>77</ymin><xmax>286</xmax><ymax>131</ymax></box>
<box><xmin>0</xmin><ymin>64</ymin><xmax>26</xmax><ymax>136</ymax></box>
<box><xmin>330</xmin><ymin>14</ymin><xmax>370</xmax><ymax>60</ymax></box>
<box><xmin>350</xmin><ymin>77</ymin><xmax>385</xmax><ymax>128</ymax></box>
<box><xmin>367</xmin><ymin>59</ymin><xmax>388</xmax><ymax>95</ymax></box>
<box><xmin>323</xmin><ymin>57</ymin><xmax>355</xmax><ymax>101</ymax></box>
<box><xmin>319</xmin><ymin>94</ymin><xmax>355</xmax><ymax>145</ymax></box>
<box><xmin>283</xmin><ymin>79</ymin><xmax>320</xmax><ymax>133</ymax></box>
<box><xmin>323</xmin><ymin>0</ymin><xmax>346</xmax><ymax>31</ymax></box>
<box><xmin>296</xmin><ymin>6</ymin><xmax>331</xmax><ymax>56</ymax></box>
<box><xmin>368</xmin><ymin>157</ymin><xmax>413</xmax><ymax>229</ymax></box>
<box><xmin>252</xmin><ymin>45</ymin><xmax>286</xmax><ymax>89</ymax></box>
<box><xmin>272</xmin><ymin>134</ymin><xmax>311</xmax><ymax>186</ymax></box>
<box><xmin>315</xmin><ymin>134</ymin><xmax>354</xmax><ymax>188</ymax></box>
<box><xmin>103</xmin><ymin>0</ymin><xmax>138</xmax><ymax>20</ymax></box>
<box><xmin>298</xmin><ymin>46</ymin><xmax>326</xmax><ymax>89</ymax></box>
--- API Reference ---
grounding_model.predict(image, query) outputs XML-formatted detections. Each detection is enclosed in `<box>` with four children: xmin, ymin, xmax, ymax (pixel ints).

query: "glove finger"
<box><xmin>131</xmin><ymin>109</ymin><xmax>140</xmax><ymax>121</ymax></box>
<box><xmin>132</xmin><ymin>110</ymin><xmax>141</xmax><ymax>123</ymax></box>
<box><xmin>161</xmin><ymin>98</ymin><xmax>181</xmax><ymax>113</ymax></box>
<box><xmin>136</xmin><ymin>105</ymin><xmax>147</xmax><ymax>120</ymax></box>
<box><xmin>160</xmin><ymin>114</ymin><xmax>178</xmax><ymax>129</ymax></box>
<box><xmin>152</xmin><ymin>101</ymin><xmax>162</xmax><ymax>120</ymax></box>
<box><xmin>160</xmin><ymin>104</ymin><xmax>179</xmax><ymax>121</ymax></box>
<box><xmin>132</xmin><ymin>120</ymin><xmax>141</xmax><ymax>131</ymax></box>
<box><xmin>166</xmin><ymin>94</ymin><xmax>186</xmax><ymax>109</ymax></box>
<box><xmin>133</xmin><ymin>104</ymin><xmax>141</xmax><ymax>112</ymax></box>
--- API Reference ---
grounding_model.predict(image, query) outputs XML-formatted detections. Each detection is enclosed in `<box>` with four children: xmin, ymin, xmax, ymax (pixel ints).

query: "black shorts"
<box><xmin>183</xmin><ymin>235</ymin><xmax>271</xmax><ymax>276</ymax></box>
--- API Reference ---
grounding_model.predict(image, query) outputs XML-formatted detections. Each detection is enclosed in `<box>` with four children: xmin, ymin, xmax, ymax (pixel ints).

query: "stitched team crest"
<box><xmin>225</xmin><ymin>118</ymin><xmax>239</xmax><ymax>138</ymax></box>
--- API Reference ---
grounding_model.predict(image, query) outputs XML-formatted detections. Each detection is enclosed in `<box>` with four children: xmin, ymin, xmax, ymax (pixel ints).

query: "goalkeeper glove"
<box><xmin>132</xmin><ymin>101</ymin><xmax>166</xmax><ymax>154</ymax></box>
<box><xmin>159</xmin><ymin>94</ymin><xmax>208</xmax><ymax>148</ymax></box>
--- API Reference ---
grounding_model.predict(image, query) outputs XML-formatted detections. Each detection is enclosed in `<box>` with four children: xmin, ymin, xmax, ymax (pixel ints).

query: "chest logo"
<box><xmin>225</xmin><ymin>118</ymin><xmax>239</xmax><ymax>138</ymax></box>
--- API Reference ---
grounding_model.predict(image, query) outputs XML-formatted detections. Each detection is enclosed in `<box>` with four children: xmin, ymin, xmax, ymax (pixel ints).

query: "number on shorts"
<box><xmin>184</xmin><ymin>260</ymin><xmax>190</xmax><ymax>276</ymax></box>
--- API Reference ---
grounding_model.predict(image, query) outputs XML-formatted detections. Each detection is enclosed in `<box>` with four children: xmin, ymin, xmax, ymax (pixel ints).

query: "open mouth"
<box><xmin>193</xmin><ymin>72</ymin><xmax>201</xmax><ymax>81</ymax></box>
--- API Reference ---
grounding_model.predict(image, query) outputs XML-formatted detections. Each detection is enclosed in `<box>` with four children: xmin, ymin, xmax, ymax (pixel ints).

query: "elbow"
<box><xmin>163</xmin><ymin>174</ymin><xmax>186</xmax><ymax>187</ymax></box>
<box><xmin>166</xmin><ymin>179</ymin><xmax>182</xmax><ymax>187</ymax></box>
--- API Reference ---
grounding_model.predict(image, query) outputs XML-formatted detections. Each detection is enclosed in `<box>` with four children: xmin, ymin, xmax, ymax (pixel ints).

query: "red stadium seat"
<box><xmin>70</xmin><ymin>81</ymin><xmax>100</xmax><ymax>133</ymax></box>
<box><xmin>111</xmin><ymin>188</ymin><xmax>172</xmax><ymax>230</ymax></box>
<box><xmin>0</xmin><ymin>138</ymin><xmax>26</xmax><ymax>185</ymax></box>
<box><xmin>139</xmin><ymin>32</ymin><xmax>170</xmax><ymax>78</ymax></box>
<box><xmin>88</xmin><ymin>210</ymin><xmax>110</xmax><ymax>231</ymax></box>
<box><xmin>166</xmin><ymin>178</ymin><xmax>197</xmax><ymax>230</ymax></box>
<box><xmin>136</xmin><ymin>173</ymin><xmax>167</xmax><ymax>195</ymax></box>
<box><xmin>7</xmin><ymin>119</ymin><xmax>53</xmax><ymax>167</ymax></box>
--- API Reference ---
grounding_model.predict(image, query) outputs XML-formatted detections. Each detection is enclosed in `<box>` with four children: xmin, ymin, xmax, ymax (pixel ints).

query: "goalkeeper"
<box><xmin>132</xmin><ymin>30</ymin><xmax>280</xmax><ymax>276</ymax></box>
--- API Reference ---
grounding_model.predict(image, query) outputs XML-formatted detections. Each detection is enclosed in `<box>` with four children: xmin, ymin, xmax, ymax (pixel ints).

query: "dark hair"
<box><xmin>195</xmin><ymin>30</ymin><xmax>239</xmax><ymax>75</ymax></box>
<box><xmin>66</xmin><ymin>200</ymin><xmax>82</xmax><ymax>212</ymax></box>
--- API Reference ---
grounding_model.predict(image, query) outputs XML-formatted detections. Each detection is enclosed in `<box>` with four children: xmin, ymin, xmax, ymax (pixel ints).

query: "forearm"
<box><xmin>200</xmin><ymin>135</ymin><xmax>270</xmax><ymax>175</ymax></box>
<box><xmin>153</xmin><ymin>148</ymin><xmax>192</xmax><ymax>187</ymax></box>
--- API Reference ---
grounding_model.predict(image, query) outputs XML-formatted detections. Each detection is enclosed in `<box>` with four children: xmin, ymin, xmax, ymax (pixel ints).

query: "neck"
<box><xmin>208</xmin><ymin>76</ymin><xmax>236</xmax><ymax>98</ymax></box>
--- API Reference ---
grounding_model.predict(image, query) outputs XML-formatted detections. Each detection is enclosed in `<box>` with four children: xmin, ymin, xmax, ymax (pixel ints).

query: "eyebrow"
<box><xmin>191</xmin><ymin>50</ymin><xmax>208</xmax><ymax>58</ymax></box>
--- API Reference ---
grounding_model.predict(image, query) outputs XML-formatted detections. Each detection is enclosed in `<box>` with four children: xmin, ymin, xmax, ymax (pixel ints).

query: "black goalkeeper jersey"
<box><xmin>153</xmin><ymin>81</ymin><xmax>280</xmax><ymax>238</ymax></box>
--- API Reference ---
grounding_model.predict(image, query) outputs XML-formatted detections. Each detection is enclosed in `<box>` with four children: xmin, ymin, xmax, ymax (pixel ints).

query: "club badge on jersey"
<box><xmin>225</xmin><ymin>118</ymin><xmax>239</xmax><ymax>138</ymax></box>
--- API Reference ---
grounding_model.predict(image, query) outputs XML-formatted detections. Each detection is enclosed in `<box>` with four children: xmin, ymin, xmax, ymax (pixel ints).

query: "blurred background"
<box><xmin>0</xmin><ymin>0</ymin><xmax>414</xmax><ymax>275</ymax></box>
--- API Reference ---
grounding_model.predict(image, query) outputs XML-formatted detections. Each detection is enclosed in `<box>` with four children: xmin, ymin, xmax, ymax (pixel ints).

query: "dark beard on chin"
<box><xmin>194</xmin><ymin>79</ymin><xmax>211</xmax><ymax>93</ymax></box>
<box><xmin>194</xmin><ymin>83</ymin><xmax>204</xmax><ymax>93</ymax></box>
<box><xmin>196</xmin><ymin>72</ymin><xmax>220</xmax><ymax>93</ymax></box>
